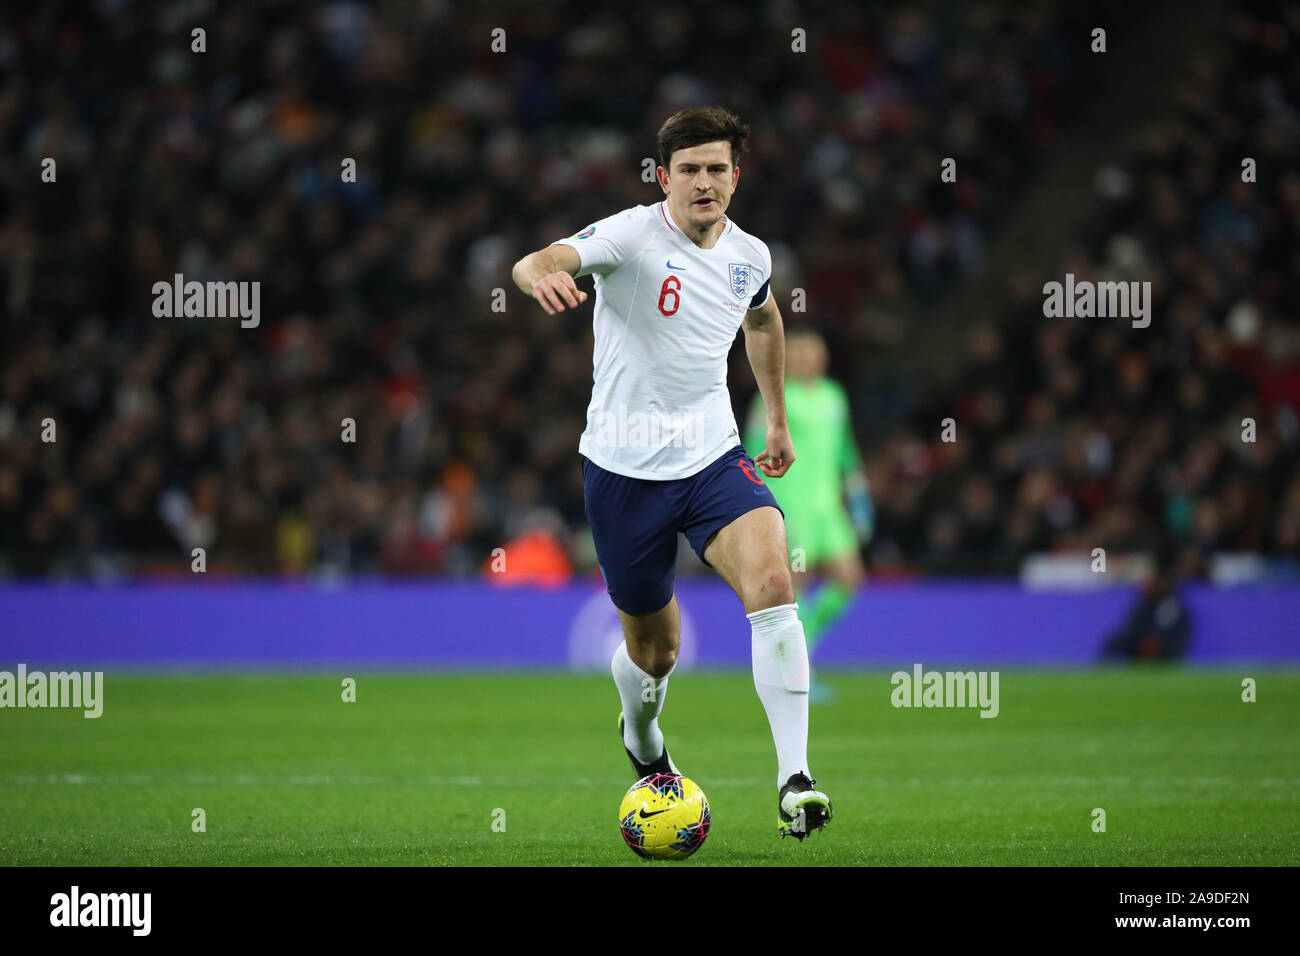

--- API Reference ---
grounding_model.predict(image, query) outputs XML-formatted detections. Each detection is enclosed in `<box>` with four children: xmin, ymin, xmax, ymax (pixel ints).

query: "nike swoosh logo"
<box><xmin>754</xmin><ymin>488</ymin><xmax>769</xmax><ymax>496</ymax></box>
<box><xmin>665</xmin><ymin>259</ymin><xmax>687</xmax><ymax>271</ymax></box>
<box><xmin>638</xmin><ymin>808</ymin><xmax>670</xmax><ymax>819</ymax></box>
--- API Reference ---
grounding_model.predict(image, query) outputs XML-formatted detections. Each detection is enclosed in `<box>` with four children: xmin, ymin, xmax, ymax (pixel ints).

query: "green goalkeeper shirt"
<box><xmin>744</xmin><ymin>377</ymin><xmax>861</xmax><ymax>517</ymax></box>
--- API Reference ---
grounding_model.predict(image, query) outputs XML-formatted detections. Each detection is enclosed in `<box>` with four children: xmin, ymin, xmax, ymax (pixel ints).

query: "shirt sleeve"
<box><xmin>747</xmin><ymin>241</ymin><xmax>774</xmax><ymax>310</ymax></box>
<box><xmin>552</xmin><ymin>207</ymin><xmax>647</xmax><ymax>278</ymax></box>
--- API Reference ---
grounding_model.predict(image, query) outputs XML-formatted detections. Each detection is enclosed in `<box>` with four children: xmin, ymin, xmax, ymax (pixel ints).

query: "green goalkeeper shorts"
<box><xmin>782</xmin><ymin>506</ymin><xmax>858</xmax><ymax>569</ymax></box>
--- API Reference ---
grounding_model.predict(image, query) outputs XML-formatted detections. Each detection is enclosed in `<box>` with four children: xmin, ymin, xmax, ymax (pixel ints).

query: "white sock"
<box><xmin>748</xmin><ymin>602</ymin><xmax>811</xmax><ymax>788</ymax></box>
<box><xmin>611</xmin><ymin>642</ymin><xmax>673</xmax><ymax>764</ymax></box>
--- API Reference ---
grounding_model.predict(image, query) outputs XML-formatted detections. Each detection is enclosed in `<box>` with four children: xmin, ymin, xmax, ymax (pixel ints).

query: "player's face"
<box><xmin>659</xmin><ymin>141</ymin><xmax>739</xmax><ymax>232</ymax></box>
<box><xmin>788</xmin><ymin>334</ymin><xmax>828</xmax><ymax>381</ymax></box>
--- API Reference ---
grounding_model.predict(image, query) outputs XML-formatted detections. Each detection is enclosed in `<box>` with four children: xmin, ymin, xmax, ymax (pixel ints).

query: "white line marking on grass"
<box><xmin>1</xmin><ymin>774</ymin><xmax>1296</xmax><ymax>789</ymax></box>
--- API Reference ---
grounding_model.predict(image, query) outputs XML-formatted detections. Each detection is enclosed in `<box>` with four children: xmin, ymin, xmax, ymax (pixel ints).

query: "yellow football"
<box><xmin>618</xmin><ymin>773</ymin><xmax>710</xmax><ymax>859</ymax></box>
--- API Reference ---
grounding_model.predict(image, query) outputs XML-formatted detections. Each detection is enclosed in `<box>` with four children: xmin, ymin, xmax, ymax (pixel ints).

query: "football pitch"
<box><xmin>1</xmin><ymin>669</ymin><xmax>1296</xmax><ymax>866</ymax></box>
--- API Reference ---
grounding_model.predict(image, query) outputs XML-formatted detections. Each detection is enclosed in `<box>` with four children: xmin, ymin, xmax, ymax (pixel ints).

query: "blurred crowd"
<box><xmin>0</xmin><ymin>1</ymin><xmax>1079</xmax><ymax>579</ymax></box>
<box><xmin>863</xmin><ymin>3</ymin><xmax>1300</xmax><ymax>575</ymax></box>
<box><xmin>1</xmin><ymin>1</ymin><xmax>1293</xmax><ymax>581</ymax></box>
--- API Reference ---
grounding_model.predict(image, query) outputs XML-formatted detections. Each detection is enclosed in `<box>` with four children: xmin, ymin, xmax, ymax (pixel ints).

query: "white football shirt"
<box><xmin>553</xmin><ymin>201</ymin><xmax>773</xmax><ymax>480</ymax></box>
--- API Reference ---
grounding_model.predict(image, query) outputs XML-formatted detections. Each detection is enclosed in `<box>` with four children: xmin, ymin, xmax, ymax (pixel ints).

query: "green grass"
<box><xmin>1</xmin><ymin>669</ymin><xmax>1297</xmax><ymax>865</ymax></box>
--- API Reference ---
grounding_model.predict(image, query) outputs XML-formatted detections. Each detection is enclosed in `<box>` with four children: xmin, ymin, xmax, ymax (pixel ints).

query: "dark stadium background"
<box><xmin>3</xmin><ymin>0</ymin><xmax>1298</xmax><ymax>582</ymax></box>
<box><xmin>0</xmin><ymin>0</ymin><xmax>1297</xmax><ymax>874</ymax></box>
<box><xmin>2</xmin><ymin>0</ymin><xmax>1296</xmax><ymax>665</ymax></box>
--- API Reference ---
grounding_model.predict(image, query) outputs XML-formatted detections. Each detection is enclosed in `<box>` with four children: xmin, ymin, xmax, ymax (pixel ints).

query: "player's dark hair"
<box><xmin>657</xmin><ymin>107</ymin><xmax>751</xmax><ymax>171</ymax></box>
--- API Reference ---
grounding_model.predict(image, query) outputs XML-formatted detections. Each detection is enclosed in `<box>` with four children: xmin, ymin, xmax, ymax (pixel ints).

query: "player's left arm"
<box><xmin>742</xmin><ymin>288</ymin><xmax>794</xmax><ymax>478</ymax></box>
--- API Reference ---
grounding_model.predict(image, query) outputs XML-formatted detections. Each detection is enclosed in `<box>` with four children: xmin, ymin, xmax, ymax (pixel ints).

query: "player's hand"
<box><xmin>754</xmin><ymin>424</ymin><xmax>795</xmax><ymax>477</ymax></box>
<box><xmin>531</xmin><ymin>272</ymin><xmax>588</xmax><ymax>315</ymax></box>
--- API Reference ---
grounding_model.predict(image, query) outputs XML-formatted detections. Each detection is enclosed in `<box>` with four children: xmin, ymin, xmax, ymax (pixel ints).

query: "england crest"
<box><xmin>728</xmin><ymin>262</ymin><xmax>752</xmax><ymax>300</ymax></box>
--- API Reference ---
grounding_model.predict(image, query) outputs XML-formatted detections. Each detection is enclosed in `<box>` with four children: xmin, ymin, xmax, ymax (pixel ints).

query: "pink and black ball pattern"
<box><xmin>669</xmin><ymin>801</ymin><xmax>710</xmax><ymax>855</ymax></box>
<box><xmin>642</xmin><ymin>772</ymin><xmax>685</xmax><ymax>799</ymax></box>
<box><xmin>618</xmin><ymin>772</ymin><xmax>710</xmax><ymax>859</ymax></box>
<box><xmin>619</xmin><ymin>807</ymin><xmax>652</xmax><ymax>858</ymax></box>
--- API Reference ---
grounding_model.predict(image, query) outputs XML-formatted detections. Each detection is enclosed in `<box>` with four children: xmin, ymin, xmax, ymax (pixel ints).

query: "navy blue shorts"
<box><xmin>582</xmin><ymin>445</ymin><xmax>783</xmax><ymax>616</ymax></box>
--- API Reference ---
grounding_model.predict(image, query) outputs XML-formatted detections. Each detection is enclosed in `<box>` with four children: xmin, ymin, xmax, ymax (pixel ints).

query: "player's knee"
<box><xmin>747</xmin><ymin>563</ymin><xmax>795</xmax><ymax>611</ymax></box>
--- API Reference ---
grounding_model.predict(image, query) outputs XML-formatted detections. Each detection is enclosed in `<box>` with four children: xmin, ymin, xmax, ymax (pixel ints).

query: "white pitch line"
<box><xmin>1</xmin><ymin>773</ymin><xmax>1296</xmax><ymax>788</ymax></box>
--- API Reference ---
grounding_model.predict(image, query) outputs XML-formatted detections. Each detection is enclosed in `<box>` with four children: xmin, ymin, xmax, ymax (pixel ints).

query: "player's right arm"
<box><xmin>834</xmin><ymin>383</ymin><xmax>874</xmax><ymax>542</ymax></box>
<box><xmin>517</xmin><ymin>207</ymin><xmax>648</xmax><ymax>313</ymax></box>
<box><xmin>512</xmin><ymin>243</ymin><xmax>588</xmax><ymax>315</ymax></box>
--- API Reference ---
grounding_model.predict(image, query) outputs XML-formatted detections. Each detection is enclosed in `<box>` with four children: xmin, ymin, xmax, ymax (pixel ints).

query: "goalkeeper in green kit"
<box><xmin>744</xmin><ymin>328</ymin><xmax>872</xmax><ymax>702</ymax></box>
